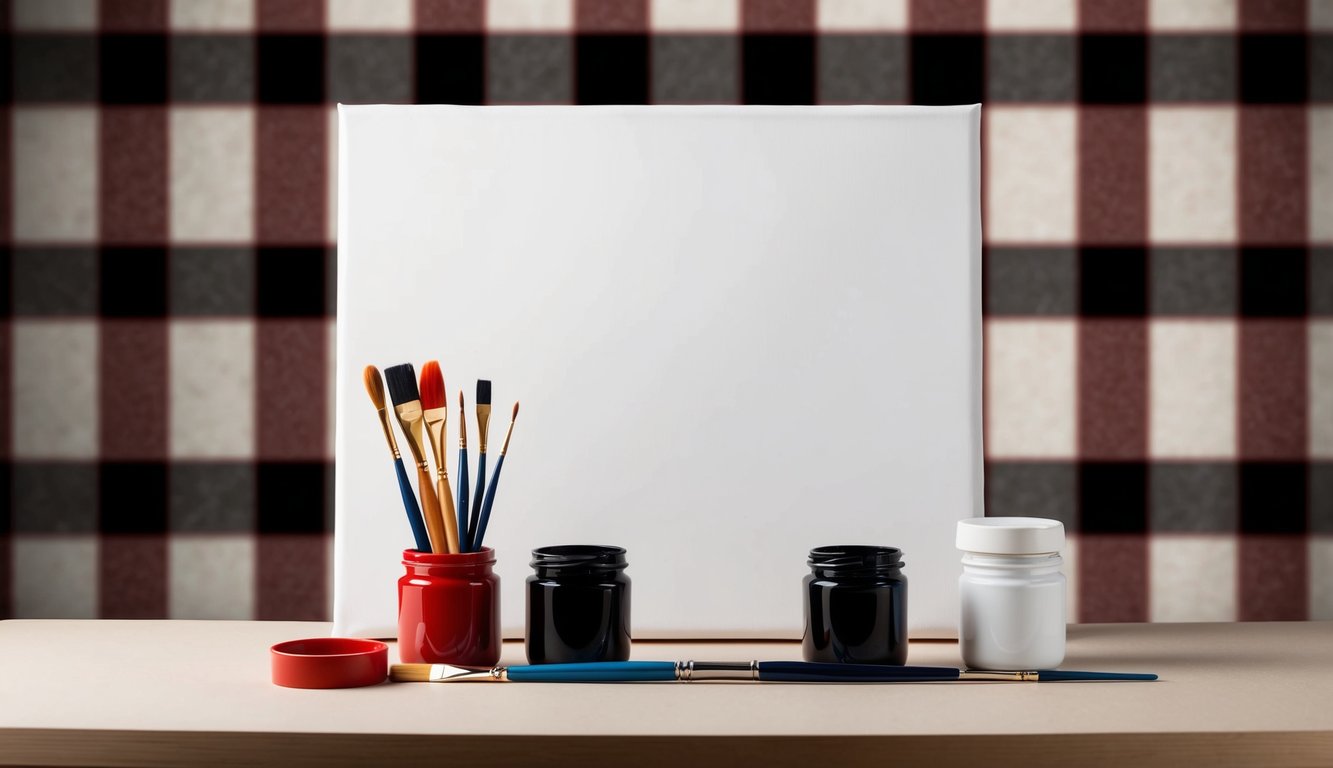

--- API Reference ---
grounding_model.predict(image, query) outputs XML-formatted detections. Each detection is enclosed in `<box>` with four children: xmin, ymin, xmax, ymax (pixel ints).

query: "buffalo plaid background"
<box><xmin>1</xmin><ymin>0</ymin><xmax>1330</xmax><ymax>624</ymax></box>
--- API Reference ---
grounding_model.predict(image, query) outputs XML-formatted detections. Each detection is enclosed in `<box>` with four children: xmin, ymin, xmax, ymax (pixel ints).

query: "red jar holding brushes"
<box><xmin>397</xmin><ymin>547</ymin><xmax>501</xmax><ymax>666</ymax></box>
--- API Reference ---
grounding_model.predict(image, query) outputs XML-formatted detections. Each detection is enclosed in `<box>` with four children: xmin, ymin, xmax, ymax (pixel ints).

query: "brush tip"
<box><xmin>419</xmin><ymin>360</ymin><xmax>445</xmax><ymax>410</ymax></box>
<box><xmin>389</xmin><ymin>664</ymin><xmax>434</xmax><ymax>683</ymax></box>
<box><xmin>458</xmin><ymin>390</ymin><xmax>465</xmax><ymax>407</ymax></box>
<box><xmin>362</xmin><ymin>366</ymin><xmax>385</xmax><ymax>409</ymax></box>
<box><xmin>476</xmin><ymin>379</ymin><xmax>492</xmax><ymax>404</ymax></box>
<box><xmin>383</xmin><ymin>363</ymin><xmax>420</xmax><ymax>407</ymax></box>
<box><xmin>512</xmin><ymin>401</ymin><xmax>520</xmax><ymax>419</ymax></box>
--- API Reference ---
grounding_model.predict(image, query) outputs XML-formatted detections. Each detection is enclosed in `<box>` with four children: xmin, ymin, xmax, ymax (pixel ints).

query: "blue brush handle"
<box><xmin>393</xmin><ymin>458</ymin><xmax>432</xmax><ymax>552</ymax></box>
<box><xmin>456</xmin><ymin>447</ymin><xmax>470</xmax><ymax>551</ymax></box>
<box><xmin>757</xmin><ymin>662</ymin><xmax>962</xmax><ymax>683</ymax></box>
<box><xmin>471</xmin><ymin>454</ymin><xmax>505</xmax><ymax>551</ymax></box>
<box><xmin>468</xmin><ymin>453</ymin><xmax>487</xmax><ymax>550</ymax></box>
<box><xmin>506</xmin><ymin>661</ymin><xmax>678</xmax><ymax>683</ymax></box>
<box><xmin>1037</xmin><ymin>670</ymin><xmax>1158</xmax><ymax>682</ymax></box>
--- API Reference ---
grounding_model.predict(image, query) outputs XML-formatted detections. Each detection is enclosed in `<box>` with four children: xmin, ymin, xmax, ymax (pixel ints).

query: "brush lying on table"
<box><xmin>390</xmin><ymin>661</ymin><xmax>1157</xmax><ymax>684</ymax></box>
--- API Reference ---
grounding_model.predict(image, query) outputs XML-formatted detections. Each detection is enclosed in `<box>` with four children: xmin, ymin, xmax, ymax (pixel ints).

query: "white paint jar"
<box><xmin>956</xmin><ymin>517</ymin><xmax>1066</xmax><ymax>670</ymax></box>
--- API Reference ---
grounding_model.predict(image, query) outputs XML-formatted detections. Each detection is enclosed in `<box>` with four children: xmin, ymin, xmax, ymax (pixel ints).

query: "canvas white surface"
<box><xmin>334</xmin><ymin>105</ymin><xmax>982</xmax><ymax>639</ymax></box>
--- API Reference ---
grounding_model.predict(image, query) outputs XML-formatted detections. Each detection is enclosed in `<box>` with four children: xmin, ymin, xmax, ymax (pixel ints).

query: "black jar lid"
<box><xmin>808</xmin><ymin>545</ymin><xmax>904</xmax><ymax>576</ymax></box>
<box><xmin>531</xmin><ymin>545</ymin><xmax>628</xmax><ymax>574</ymax></box>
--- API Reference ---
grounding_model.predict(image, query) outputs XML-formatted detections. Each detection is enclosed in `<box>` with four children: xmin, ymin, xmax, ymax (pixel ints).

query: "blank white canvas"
<box><xmin>335</xmin><ymin>104</ymin><xmax>982</xmax><ymax>639</ymax></box>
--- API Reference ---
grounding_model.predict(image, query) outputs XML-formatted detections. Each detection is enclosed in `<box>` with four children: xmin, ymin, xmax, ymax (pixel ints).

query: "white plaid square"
<box><xmin>327</xmin><ymin>0</ymin><xmax>413</xmax><ymax>31</ymax></box>
<box><xmin>169</xmin><ymin>535</ymin><xmax>257</xmax><ymax>619</ymax></box>
<box><xmin>1150</xmin><ymin>320</ymin><xmax>1237</xmax><ymax>459</ymax></box>
<box><xmin>986</xmin><ymin>107</ymin><xmax>1076</xmax><ymax>244</ymax></box>
<box><xmin>488</xmin><ymin>0</ymin><xmax>574</xmax><ymax>31</ymax></box>
<box><xmin>987</xmin><ymin>0</ymin><xmax>1075</xmax><ymax>31</ymax></box>
<box><xmin>12</xmin><ymin>321</ymin><xmax>99</xmax><ymax>459</ymax></box>
<box><xmin>170</xmin><ymin>320</ymin><xmax>257</xmax><ymax>459</ymax></box>
<box><xmin>817</xmin><ymin>0</ymin><xmax>907</xmax><ymax>31</ymax></box>
<box><xmin>1150</xmin><ymin>107</ymin><xmax>1237</xmax><ymax>244</ymax></box>
<box><xmin>14</xmin><ymin>108</ymin><xmax>98</xmax><ymax>244</ymax></box>
<box><xmin>1149</xmin><ymin>535</ymin><xmax>1238</xmax><ymax>621</ymax></box>
<box><xmin>170</xmin><ymin>107</ymin><xmax>256</xmax><ymax>244</ymax></box>
<box><xmin>651</xmin><ymin>0</ymin><xmax>740</xmax><ymax>31</ymax></box>
<box><xmin>169</xmin><ymin>0</ymin><xmax>255</xmax><ymax>31</ymax></box>
<box><xmin>986</xmin><ymin>319</ymin><xmax>1077</xmax><ymax>458</ymax></box>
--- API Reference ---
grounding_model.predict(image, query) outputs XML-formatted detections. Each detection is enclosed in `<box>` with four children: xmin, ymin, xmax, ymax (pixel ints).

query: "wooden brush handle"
<box><xmin>415</xmin><ymin>465</ymin><xmax>448</xmax><ymax>554</ymax></box>
<box><xmin>437</xmin><ymin>477</ymin><xmax>461</xmax><ymax>554</ymax></box>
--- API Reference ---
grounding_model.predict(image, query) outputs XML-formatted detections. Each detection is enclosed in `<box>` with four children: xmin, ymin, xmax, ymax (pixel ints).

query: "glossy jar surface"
<box><xmin>802</xmin><ymin>545</ymin><xmax>908</xmax><ymax>665</ymax></box>
<box><xmin>959</xmin><ymin>552</ymin><xmax>1065</xmax><ymax>670</ymax></box>
<box><xmin>397</xmin><ymin>547</ymin><xmax>500</xmax><ymax>666</ymax></box>
<box><xmin>526</xmin><ymin>545</ymin><xmax>631</xmax><ymax>665</ymax></box>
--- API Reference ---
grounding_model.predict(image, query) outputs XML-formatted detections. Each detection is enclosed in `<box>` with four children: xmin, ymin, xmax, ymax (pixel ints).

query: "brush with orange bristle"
<box><xmin>471</xmin><ymin>402</ymin><xmax>519</xmax><ymax>552</ymax></box>
<box><xmin>363</xmin><ymin>366</ymin><xmax>432</xmax><ymax>552</ymax></box>
<box><xmin>419</xmin><ymin>361</ymin><xmax>462</xmax><ymax>553</ymax></box>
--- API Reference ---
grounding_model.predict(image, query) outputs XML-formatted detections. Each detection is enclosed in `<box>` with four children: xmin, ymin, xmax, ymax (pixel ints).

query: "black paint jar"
<box><xmin>526</xmin><ymin>545</ymin><xmax>631</xmax><ymax>665</ymax></box>
<box><xmin>802</xmin><ymin>545</ymin><xmax>908</xmax><ymax>665</ymax></box>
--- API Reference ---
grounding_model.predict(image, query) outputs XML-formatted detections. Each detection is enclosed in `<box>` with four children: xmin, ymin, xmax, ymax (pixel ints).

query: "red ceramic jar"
<box><xmin>397</xmin><ymin>547</ymin><xmax>501</xmax><ymax>666</ymax></box>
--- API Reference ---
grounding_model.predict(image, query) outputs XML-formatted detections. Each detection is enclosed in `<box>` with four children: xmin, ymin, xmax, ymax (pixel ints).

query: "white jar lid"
<box><xmin>956</xmin><ymin>517</ymin><xmax>1065</xmax><ymax>555</ymax></box>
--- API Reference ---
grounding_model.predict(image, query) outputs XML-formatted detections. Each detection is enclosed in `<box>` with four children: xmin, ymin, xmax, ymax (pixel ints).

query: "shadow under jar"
<box><xmin>526</xmin><ymin>545</ymin><xmax>631</xmax><ymax>665</ymax></box>
<box><xmin>803</xmin><ymin>545</ymin><xmax>908</xmax><ymax>665</ymax></box>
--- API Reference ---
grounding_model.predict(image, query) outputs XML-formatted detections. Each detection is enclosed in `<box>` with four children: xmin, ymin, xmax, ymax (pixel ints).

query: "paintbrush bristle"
<box><xmin>389</xmin><ymin>664</ymin><xmax>434</xmax><ymax>683</ymax></box>
<box><xmin>384</xmin><ymin>363</ymin><xmax>420</xmax><ymax>407</ymax></box>
<box><xmin>476</xmin><ymin>379</ymin><xmax>491</xmax><ymax>405</ymax></box>
<box><xmin>419</xmin><ymin>361</ymin><xmax>445</xmax><ymax>411</ymax></box>
<box><xmin>459</xmin><ymin>389</ymin><xmax>465</xmax><ymax>408</ymax></box>
<box><xmin>512</xmin><ymin>401</ymin><xmax>519</xmax><ymax>419</ymax></box>
<box><xmin>363</xmin><ymin>366</ymin><xmax>385</xmax><ymax>410</ymax></box>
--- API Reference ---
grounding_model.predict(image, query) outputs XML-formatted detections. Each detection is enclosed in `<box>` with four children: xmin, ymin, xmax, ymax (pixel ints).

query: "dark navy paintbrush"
<box><xmin>471</xmin><ymin>401</ymin><xmax>518</xmax><ymax>551</ymax></box>
<box><xmin>361</xmin><ymin>366</ymin><xmax>431</xmax><ymax>552</ymax></box>
<box><xmin>391</xmin><ymin>661</ymin><xmax>1158</xmax><ymax>684</ymax></box>
<box><xmin>467</xmin><ymin>380</ymin><xmax>491</xmax><ymax>550</ymax></box>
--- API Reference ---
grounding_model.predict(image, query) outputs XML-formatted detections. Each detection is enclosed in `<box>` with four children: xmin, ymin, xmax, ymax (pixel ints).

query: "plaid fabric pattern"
<box><xmin>1</xmin><ymin>0</ymin><xmax>1329</xmax><ymax>623</ymax></box>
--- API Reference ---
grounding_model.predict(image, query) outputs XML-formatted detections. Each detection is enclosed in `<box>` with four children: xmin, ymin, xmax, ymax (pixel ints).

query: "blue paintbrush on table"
<box><xmin>391</xmin><ymin>660</ymin><xmax>1157</xmax><ymax>684</ymax></box>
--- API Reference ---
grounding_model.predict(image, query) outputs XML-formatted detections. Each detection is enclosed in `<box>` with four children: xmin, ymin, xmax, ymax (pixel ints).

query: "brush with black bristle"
<box><xmin>472</xmin><ymin>401</ymin><xmax>518</xmax><ymax>552</ymax></box>
<box><xmin>383</xmin><ymin>363</ymin><xmax>448</xmax><ymax>554</ymax></box>
<box><xmin>456</xmin><ymin>389</ymin><xmax>470</xmax><ymax>550</ymax></box>
<box><xmin>467</xmin><ymin>380</ymin><xmax>492</xmax><ymax>551</ymax></box>
<box><xmin>362</xmin><ymin>365</ymin><xmax>431</xmax><ymax>553</ymax></box>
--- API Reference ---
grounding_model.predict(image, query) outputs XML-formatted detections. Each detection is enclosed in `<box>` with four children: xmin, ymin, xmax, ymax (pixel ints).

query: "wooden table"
<box><xmin>2</xmin><ymin>620</ymin><xmax>1330</xmax><ymax>767</ymax></box>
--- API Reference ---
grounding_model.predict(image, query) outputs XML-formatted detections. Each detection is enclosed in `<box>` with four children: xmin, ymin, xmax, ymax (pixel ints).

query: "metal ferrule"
<box><xmin>375</xmin><ymin>408</ymin><xmax>401</xmax><ymax>459</ymax></box>
<box><xmin>423</xmin><ymin>408</ymin><xmax>448</xmax><ymax>479</ymax></box>
<box><xmin>428</xmin><ymin>664</ymin><xmax>509</xmax><ymax>682</ymax></box>
<box><xmin>959</xmin><ymin>670</ymin><xmax>1040</xmax><ymax>682</ymax></box>
<box><xmin>476</xmin><ymin>405</ymin><xmax>492</xmax><ymax>454</ymax></box>
<box><xmin>393</xmin><ymin>403</ymin><xmax>428</xmax><ymax>468</ymax></box>
<box><xmin>676</xmin><ymin>661</ymin><xmax>759</xmax><ymax>682</ymax></box>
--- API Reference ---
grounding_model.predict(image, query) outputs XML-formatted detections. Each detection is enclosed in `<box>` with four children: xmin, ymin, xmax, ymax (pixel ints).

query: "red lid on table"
<box><xmin>270</xmin><ymin>638</ymin><xmax>388</xmax><ymax>688</ymax></box>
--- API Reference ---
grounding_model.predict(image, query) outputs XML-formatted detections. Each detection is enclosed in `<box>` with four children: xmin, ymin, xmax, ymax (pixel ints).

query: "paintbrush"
<box><xmin>390</xmin><ymin>661</ymin><xmax>1158</xmax><ymax>684</ymax></box>
<box><xmin>467</xmin><ymin>380</ymin><xmax>491</xmax><ymax>552</ymax></box>
<box><xmin>419</xmin><ymin>361</ymin><xmax>462</xmax><ymax>554</ymax></box>
<box><xmin>471</xmin><ymin>401</ymin><xmax>518</xmax><ymax>552</ymax></box>
<box><xmin>456</xmin><ymin>389</ymin><xmax>471</xmax><ymax>551</ymax></box>
<box><xmin>362</xmin><ymin>366</ymin><xmax>431</xmax><ymax>553</ymax></box>
<box><xmin>383</xmin><ymin>363</ymin><xmax>448</xmax><ymax>554</ymax></box>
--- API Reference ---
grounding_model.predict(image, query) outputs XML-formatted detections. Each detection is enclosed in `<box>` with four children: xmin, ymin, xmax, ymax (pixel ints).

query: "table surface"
<box><xmin>2</xmin><ymin>620</ymin><xmax>1331</xmax><ymax>767</ymax></box>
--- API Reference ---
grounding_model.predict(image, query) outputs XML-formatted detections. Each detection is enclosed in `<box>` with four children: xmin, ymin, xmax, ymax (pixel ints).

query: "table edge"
<box><xmin>4</xmin><ymin>728</ymin><xmax>1333</xmax><ymax>768</ymax></box>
